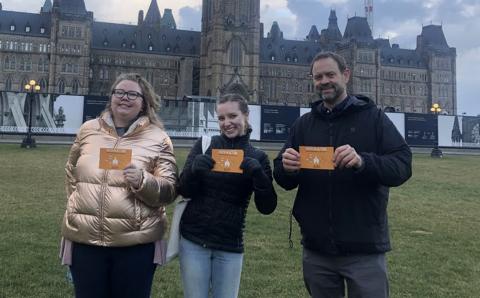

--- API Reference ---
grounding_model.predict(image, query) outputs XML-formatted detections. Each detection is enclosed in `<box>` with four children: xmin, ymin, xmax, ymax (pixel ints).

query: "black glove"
<box><xmin>240</xmin><ymin>157</ymin><xmax>263</xmax><ymax>178</ymax></box>
<box><xmin>191</xmin><ymin>154</ymin><xmax>215</xmax><ymax>176</ymax></box>
<box><xmin>241</xmin><ymin>157</ymin><xmax>271</xmax><ymax>190</ymax></box>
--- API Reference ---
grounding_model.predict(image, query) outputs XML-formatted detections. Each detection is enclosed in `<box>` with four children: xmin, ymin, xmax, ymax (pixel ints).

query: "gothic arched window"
<box><xmin>229</xmin><ymin>39</ymin><xmax>243</xmax><ymax>66</ymax></box>
<box><xmin>72</xmin><ymin>80</ymin><xmax>80</xmax><ymax>94</ymax></box>
<box><xmin>39</xmin><ymin>78</ymin><xmax>48</xmax><ymax>91</ymax></box>
<box><xmin>5</xmin><ymin>77</ymin><xmax>13</xmax><ymax>90</ymax></box>
<box><xmin>58</xmin><ymin>79</ymin><xmax>65</xmax><ymax>94</ymax></box>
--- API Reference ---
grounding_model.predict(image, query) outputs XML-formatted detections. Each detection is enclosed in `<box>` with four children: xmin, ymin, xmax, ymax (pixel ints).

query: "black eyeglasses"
<box><xmin>112</xmin><ymin>89</ymin><xmax>144</xmax><ymax>101</ymax></box>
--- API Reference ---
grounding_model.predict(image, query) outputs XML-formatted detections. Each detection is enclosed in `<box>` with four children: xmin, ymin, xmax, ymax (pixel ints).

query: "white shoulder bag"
<box><xmin>165</xmin><ymin>135</ymin><xmax>211</xmax><ymax>263</ymax></box>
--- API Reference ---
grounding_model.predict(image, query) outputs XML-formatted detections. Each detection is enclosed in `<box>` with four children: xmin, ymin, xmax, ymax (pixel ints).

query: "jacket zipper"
<box><xmin>328</xmin><ymin>120</ymin><xmax>335</xmax><ymax>250</ymax></box>
<box><xmin>99</xmin><ymin>132</ymin><xmax>120</xmax><ymax>243</ymax></box>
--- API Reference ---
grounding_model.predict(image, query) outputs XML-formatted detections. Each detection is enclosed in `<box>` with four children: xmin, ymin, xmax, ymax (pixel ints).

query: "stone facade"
<box><xmin>0</xmin><ymin>0</ymin><xmax>457</xmax><ymax>114</ymax></box>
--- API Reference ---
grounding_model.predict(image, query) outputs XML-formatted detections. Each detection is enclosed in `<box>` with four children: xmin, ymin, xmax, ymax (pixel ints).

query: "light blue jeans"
<box><xmin>179</xmin><ymin>236</ymin><xmax>244</xmax><ymax>298</ymax></box>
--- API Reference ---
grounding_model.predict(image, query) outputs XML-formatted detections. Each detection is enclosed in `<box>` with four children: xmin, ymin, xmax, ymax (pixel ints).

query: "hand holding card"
<box><xmin>299</xmin><ymin>146</ymin><xmax>334</xmax><ymax>170</ymax></box>
<box><xmin>99</xmin><ymin>148</ymin><xmax>132</xmax><ymax>170</ymax></box>
<box><xmin>211</xmin><ymin>149</ymin><xmax>244</xmax><ymax>173</ymax></box>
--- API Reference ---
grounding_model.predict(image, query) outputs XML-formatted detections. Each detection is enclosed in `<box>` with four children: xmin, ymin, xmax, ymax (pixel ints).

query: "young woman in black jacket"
<box><xmin>177</xmin><ymin>93</ymin><xmax>277</xmax><ymax>298</ymax></box>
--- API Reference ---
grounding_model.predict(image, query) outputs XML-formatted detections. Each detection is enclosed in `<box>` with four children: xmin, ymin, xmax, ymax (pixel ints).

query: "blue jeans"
<box><xmin>179</xmin><ymin>236</ymin><xmax>243</xmax><ymax>298</ymax></box>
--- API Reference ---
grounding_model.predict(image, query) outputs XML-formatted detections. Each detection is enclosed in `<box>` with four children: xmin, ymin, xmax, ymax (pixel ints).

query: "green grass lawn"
<box><xmin>0</xmin><ymin>144</ymin><xmax>479</xmax><ymax>297</ymax></box>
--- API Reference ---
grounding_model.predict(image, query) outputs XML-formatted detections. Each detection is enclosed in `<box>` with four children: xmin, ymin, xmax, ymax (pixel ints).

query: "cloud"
<box><xmin>375</xmin><ymin>19</ymin><xmax>422</xmax><ymax>48</ymax></box>
<box><xmin>460</xmin><ymin>3</ymin><xmax>480</xmax><ymax>18</ymax></box>
<box><xmin>178</xmin><ymin>6</ymin><xmax>201</xmax><ymax>31</ymax></box>
<box><xmin>457</xmin><ymin>46</ymin><xmax>480</xmax><ymax>115</ymax></box>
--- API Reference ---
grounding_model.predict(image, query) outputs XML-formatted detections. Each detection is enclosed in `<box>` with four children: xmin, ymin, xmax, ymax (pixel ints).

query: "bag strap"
<box><xmin>201</xmin><ymin>135</ymin><xmax>212</xmax><ymax>154</ymax></box>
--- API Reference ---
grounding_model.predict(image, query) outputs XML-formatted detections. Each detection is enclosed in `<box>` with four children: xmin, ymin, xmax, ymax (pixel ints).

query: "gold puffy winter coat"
<box><xmin>62</xmin><ymin>112</ymin><xmax>177</xmax><ymax>247</ymax></box>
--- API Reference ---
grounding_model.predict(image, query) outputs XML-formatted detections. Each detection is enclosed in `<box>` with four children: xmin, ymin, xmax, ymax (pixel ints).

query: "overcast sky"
<box><xmin>3</xmin><ymin>0</ymin><xmax>479</xmax><ymax>115</ymax></box>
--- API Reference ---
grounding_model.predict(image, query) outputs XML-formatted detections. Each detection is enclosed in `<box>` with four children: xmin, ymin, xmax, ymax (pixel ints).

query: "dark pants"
<box><xmin>70</xmin><ymin>242</ymin><xmax>156</xmax><ymax>298</ymax></box>
<box><xmin>303</xmin><ymin>248</ymin><xmax>389</xmax><ymax>298</ymax></box>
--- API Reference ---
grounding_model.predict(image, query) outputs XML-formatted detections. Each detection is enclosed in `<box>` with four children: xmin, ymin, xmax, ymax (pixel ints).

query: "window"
<box><xmin>5</xmin><ymin>77</ymin><xmax>12</xmax><ymax>90</ymax></box>
<box><xmin>39</xmin><ymin>78</ymin><xmax>48</xmax><ymax>91</ymax></box>
<box><xmin>58</xmin><ymin>80</ymin><xmax>65</xmax><ymax>94</ymax></box>
<box><xmin>40</xmin><ymin>27</ymin><xmax>45</xmax><ymax>34</ymax></box>
<box><xmin>230</xmin><ymin>39</ymin><xmax>243</xmax><ymax>65</ymax></box>
<box><xmin>20</xmin><ymin>78</ymin><xmax>28</xmax><ymax>92</ymax></box>
<box><xmin>25</xmin><ymin>26</ymin><xmax>31</xmax><ymax>33</ymax></box>
<box><xmin>4</xmin><ymin>56</ymin><xmax>16</xmax><ymax>70</ymax></box>
<box><xmin>25</xmin><ymin>58</ymin><xmax>32</xmax><ymax>71</ymax></box>
<box><xmin>18</xmin><ymin>57</ymin><xmax>25</xmax><ymax>71</ymax></box>
<box><xmin>10</xmin><ymin>25</ymin><xmax>15</xmax><ymax>31</ymax></box>
<box><xmin>148</xmin><ymin>44</ymin><xmax>153</xmax><ymax>51</ymax></box>
<box><xmin>72</xmin><ymin>80</ymin><xmax>79</xmax><ymax>94</ymax></box>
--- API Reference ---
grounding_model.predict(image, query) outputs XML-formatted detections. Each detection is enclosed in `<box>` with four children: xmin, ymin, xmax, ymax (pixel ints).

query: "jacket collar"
<box><xmin>99</xmin><ymin>112</ymin><xmax>150</xmax><ymax>136</ymax></box>
<box><xmin>311</xmin><ymin>94</ymin><xmax>373</xmax><ymax>119</ymax></box>
<box><xmin>220</xmin><ymin>127</ymin><xmax>252</xmax><ymax>146</ymax></box>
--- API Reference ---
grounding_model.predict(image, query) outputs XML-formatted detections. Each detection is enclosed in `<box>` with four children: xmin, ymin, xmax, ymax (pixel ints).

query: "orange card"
<box><xmin>211</xmin><ymin>149</ymin><xmax>244</xmax><ymax>174</ymax></box>
<box><xmin>99</xmin><ymin>148</ymin><xmax>132</xmax><ymax>170</ymax></box>
<box><xmin>299</xmin><ymin>146</ymin><xmax>334</xmax><ymax>170</ymax></box>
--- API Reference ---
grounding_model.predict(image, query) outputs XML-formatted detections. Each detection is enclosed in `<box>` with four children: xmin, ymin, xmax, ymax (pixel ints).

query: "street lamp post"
<box><xmin>430</xmin><ymin>103</ymin><xmax>443</xmax><ymax>158</ymax></box>
<box><xmin>21</xmin><ymin>80</ymin><xmax>41</xmax><ymax>148</ymax></box>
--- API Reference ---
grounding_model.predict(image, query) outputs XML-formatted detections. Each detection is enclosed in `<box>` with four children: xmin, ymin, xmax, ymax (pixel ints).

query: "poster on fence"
<box><xmin>0</xmin><ymin>92</ymin><xmax>84</xmax><ymax>134</ymax></box>
<box><xmin>437</xmin><ymin>115</ymin><xmax>480</xmax><ymax>148</ymax></box>
<box><xmin>261</xmin><ymin>105</ymin><xmax>300</xmax><ymax>141</ymax></box>
<box><xmin>386</xmin><ymin>112</ymin><xmax>405</xmax><ymax>138</ymax></box>
<box><xmin>83</xmin><ymin>95</ymin><xmax>109</xmax><ymax>122</ymax></box>
<box><xmin>404</xmin><ymin>113</ymin><xmax>437</xmax><ymax>147</ymax></box>
<box><xmin>460</xmin><ymin>116</ymin><xmax>480</xmax><ymax>148</ymax></box>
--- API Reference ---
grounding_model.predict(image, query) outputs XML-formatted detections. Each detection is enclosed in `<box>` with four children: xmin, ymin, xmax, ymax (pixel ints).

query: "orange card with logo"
<box><xmin>211</xmin><ymin>149</ymin><xmax>244</xmax><ymax>174</ymax></box>
<box><xmin>99</xmin><ymin>148</ymin><xmax>132</xmax><ymax>170</ymax></box>
<box><xmin>299</xmin><ymin>146</ymin><xmax>334</xmax><ymax>170</ymax></box>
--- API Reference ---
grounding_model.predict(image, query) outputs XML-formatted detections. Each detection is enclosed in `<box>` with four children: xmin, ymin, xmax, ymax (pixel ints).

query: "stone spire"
<box><xmin>306</xmin><ymin>25</ymin><xmax>320</xmax><ymax>42</ymax></box>
<box><xmin>41</xmin><ymin>0</ymin><xmax>53</xmax><ymax>13</ymax></box>
<box><xmin>267</xmin><ymin>21</ymin><xmax>283</xmax><ymax>41</ymax></box>
<box><xmin>143</xmin><ymin>0</ymin><xmax>162</xmax><ymax>28</ymax></box>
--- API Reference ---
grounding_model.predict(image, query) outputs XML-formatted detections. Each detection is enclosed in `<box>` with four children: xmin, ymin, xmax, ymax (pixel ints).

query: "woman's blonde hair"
<box><xmin>105</xmin><ymin>73</ymin><xmax>163</xmax><ymax>128</ymax></box>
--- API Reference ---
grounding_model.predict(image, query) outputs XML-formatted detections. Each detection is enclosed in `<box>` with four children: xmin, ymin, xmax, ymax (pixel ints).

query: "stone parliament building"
<box><xmin>0</xmin><ymin>0</ymin><xmax>457</xmax><ymax>114</ymax></box>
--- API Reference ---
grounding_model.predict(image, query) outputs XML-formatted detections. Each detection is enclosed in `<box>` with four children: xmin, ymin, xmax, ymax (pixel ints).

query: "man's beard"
<box><xmin>316</xmin><ymin>83</ymin><xmax>344</xmax><ymax>105</ymax></box>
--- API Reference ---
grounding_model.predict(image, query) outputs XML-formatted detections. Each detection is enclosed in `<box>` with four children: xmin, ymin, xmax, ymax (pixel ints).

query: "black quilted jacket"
<box><xmin>178</xmin><ymin>133</ymin><xmax>277</xmax><ymax>253</ymax></box>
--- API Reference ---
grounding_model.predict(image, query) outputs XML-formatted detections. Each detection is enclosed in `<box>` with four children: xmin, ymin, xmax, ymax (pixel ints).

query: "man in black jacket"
<box><xmin>273</xmin><ymin>52</ymin><xmax>412</xmax><ymax>298</ymax></box>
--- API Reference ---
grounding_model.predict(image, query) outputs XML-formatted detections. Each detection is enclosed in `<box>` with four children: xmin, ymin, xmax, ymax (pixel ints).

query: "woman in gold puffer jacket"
<box><xmin>60</xmin><ymin>73</ymin><xmax>177</xmax><ymax>298</ymax></box>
